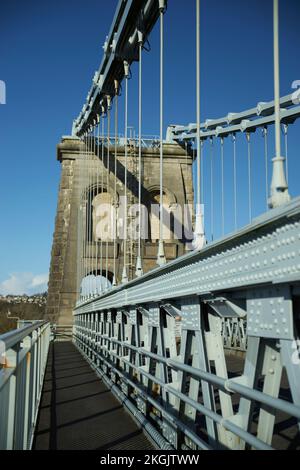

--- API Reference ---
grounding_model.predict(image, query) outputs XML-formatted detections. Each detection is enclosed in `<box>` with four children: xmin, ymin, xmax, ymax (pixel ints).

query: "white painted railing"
<box><xmin>0</xmin><ymin>321</ymin><xmax>50</xmax><ymax>450</ymax></box>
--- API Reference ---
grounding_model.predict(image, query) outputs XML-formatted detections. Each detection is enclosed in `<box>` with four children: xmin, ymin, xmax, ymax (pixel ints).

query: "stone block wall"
<box><xmin>46</xmin><ymin>136</ymin><xmax>194</xmax><ymax>325</ymax></box>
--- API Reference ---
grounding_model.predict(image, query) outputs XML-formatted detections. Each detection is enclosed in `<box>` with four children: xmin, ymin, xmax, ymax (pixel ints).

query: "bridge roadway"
<box><xmin>33</xmin><ymin>341</ymin><xmax>155</xmax><ymax>450</ymax></box>
<box><xmin>33</xmin><ymin>341</ymin><xmax>300</xmax><ymax>450</ymax></box>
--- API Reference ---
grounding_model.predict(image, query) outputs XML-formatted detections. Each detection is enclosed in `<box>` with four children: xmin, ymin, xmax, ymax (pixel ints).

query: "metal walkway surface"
<box><xmin>33</xmin><ymin>342</ymin><xmax>155</xmax><ymax>450</ymax></box>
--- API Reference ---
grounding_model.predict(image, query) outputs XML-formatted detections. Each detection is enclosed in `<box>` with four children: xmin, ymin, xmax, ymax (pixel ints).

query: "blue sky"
<box><xmin>0</xmin><ymin>0</ymin><xmax>299</xmax><ymax>294</ymax></box>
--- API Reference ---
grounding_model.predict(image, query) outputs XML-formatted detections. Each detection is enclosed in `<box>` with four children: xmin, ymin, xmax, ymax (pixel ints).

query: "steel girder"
<box><xmin>74</xmin><ymin>196</ymin><xmax>300</xmax><ymax>316</ymax></box>
<box><xmin>73</xmin><ymin>197</ymin><xmax>300</xmax><ymax>450</ymax></box>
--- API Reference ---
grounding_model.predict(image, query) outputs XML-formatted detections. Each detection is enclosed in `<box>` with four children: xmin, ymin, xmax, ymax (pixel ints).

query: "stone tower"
<box><xmin>46</xmin><ymin>136</ymin><xmax>194</xmax><ymax>326</ymax></box>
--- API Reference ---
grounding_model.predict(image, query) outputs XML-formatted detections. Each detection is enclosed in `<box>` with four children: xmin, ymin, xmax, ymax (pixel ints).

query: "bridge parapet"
<box><xmin>73</xmin><ymin>197</ymin><xmax>300</xmax><ymax>450</ymax></box>
<box><xmin>0</xmin><ymin>321</ymin><xmax>50</xmax><ymax>450</ymax></box>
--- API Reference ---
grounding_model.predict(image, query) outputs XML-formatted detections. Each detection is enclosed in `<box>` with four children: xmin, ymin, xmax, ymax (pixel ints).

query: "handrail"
<box><xmin>0</xmin><ymin>321</ymin><xmax>51</xmax><ymax>450</ymax></box>
<box><xmin>0</xmin><ymin>321</ymin><xmax>47</xmax><ymax>351</ymax></box>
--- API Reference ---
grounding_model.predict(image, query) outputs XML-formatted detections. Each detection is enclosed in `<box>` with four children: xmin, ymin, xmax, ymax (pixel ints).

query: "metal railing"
<box><xmin>74</xmin><ymin>197</ymin><xmax>300</xmax><ymax>450</ymax></box>
<box><xmin>0</xmin><ymin>321</ymin><xmax>50</xmax><ymax>450</ymax></box>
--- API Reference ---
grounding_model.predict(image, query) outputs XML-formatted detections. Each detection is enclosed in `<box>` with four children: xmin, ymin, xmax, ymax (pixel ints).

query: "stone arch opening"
<box><xmin>80</xmin><ymin>269</ymin><xmax>114</xmax><ymax>296</ymax></box>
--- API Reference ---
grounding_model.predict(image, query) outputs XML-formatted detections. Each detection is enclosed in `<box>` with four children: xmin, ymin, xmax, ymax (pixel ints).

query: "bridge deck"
<box><xmin>33</xmin><ymin>342</ymin><xmax>300</xmax><ymax>451</ymax></box>
<box><xmin>33</xmin><ymin>342</ymin><xmax>155</xmax><ymax>450</ymax></box>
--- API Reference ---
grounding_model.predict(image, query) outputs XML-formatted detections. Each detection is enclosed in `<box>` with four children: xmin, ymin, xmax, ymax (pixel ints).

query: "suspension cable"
<box><xmin>113</xmin><ymin>81</ymin><xmax>119</xmax><ymax>287</ymax></box>
<box><xmin>100</xmin><ymin>109</ymin><xmax>105</xmax><ymax>293</ymax></box>
<box><xmin>221</xmin><ymin>137</ymin><xmax>225</xmax><ymax>236</ymax></box>
<box><xmin>76</xmin><ymin>152</ymin><xmax>80</xmax><ymax>301</ymax></box>
<box><xmin>274</xmin><ymin>0</ymin><xmax>281</xmax><ymax>161</ymax></box>
<box><xmin>94</xmin><ymin>117</ymin><xmax>100</xmax><ymax>295</ymax></box>
<box><xmin>83</xmin><ymin>132</ymin><xmax>88</xmax><ymax>299</ymax></box>
<box><xmin>192</xmin><ymin>0</ymin><xmax>205</xmax><ymax>250</ymax></box>
<box><xmin>77</xmin><ymin>136</ymin><xmax>84</xmax><ymax>301</ymax></box>
<box><xmin>200</xmin><ymin>139</ymin><xmax>204</xmax><ymax>207</ymax></box>
<box><xmin>88</xmin><ymin>128</ymin><xmax>92</xmax><ymax>297</ymax></box>
<box><xmin>121</xmin><ymin>62</ymin><xmax>129</xmax><ymax>283</ymax></box>
<box><xmin>263</xmin><ymin>127</ymin><xmax>269</xmax><ymax>210</ymax></box>
<box><xmin>136</xmin><ymin>36</ymin><xmax>143</xmax><ymax>277</ymax></box>
<box><xmin>196</xmin><ymin>0</ymin><xmax>201</xmax><ymax>214</ymax></box>
<box><xmin>232</xmin><ymin>133</ymin><xmax>237</xmax><ymax>231</ymax></box>
<box><xmin>80</xmin><ymin>135</ymin><xmax>84</xmax><ymax>301</ymax></box>
<box><xmin>210</xmin><ymin>137</ymin><xmax>214</xmax><ymax>241</ymax></box>
<box><xmin>91</xmin><ymin>126</ymin><xmax>95</xmax><ymax>296</ymax></box>
<box><xmin>246</xmin><ymin>132</ymin><xmax>252</xmax><ymax>222</ymax></box>
<box><xmin>91</xmin><ymin>125</ymin><xmax>94</xmax><ymax>296</ymax></box>
<box><xmin>283</xmin><ymin>123</ymin><xmax>289</xmax><ymax>184</ymax></box>
<box><xmin>269</xmin><ymin>0</ymin><xmax>290</xmax><ymax>207</ymax></box>
<box><xmin>157</xmin><ymin>2</ymin><xmax>166</xmax><ymax>265</ymax></box>
<box><xmin>105</xmin><ymin>97</ymin><xmax>111</xmax><ymax>290</ymax></box>
<box><xmin>93</xmin><ymin>121</ymin><xmax>98</xmax><ymax>296</ymax></box>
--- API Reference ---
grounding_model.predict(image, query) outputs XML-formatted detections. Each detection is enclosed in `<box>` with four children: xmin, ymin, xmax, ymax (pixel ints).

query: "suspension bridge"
<box><xmin>1</xmin><ymin>0</ymin><xmax>300</xmax><ymax>451</ymax></box>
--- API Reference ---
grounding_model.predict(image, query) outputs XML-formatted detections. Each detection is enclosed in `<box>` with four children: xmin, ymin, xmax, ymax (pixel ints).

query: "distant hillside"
<box><xmin>0</xmin><ymin>298</ymin><xmax>46</xmax><ymax>335</ymax></box>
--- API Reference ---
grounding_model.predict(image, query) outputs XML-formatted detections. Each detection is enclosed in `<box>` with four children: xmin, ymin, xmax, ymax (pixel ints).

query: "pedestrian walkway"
<box><xmin>33</xmin><ymin>342</ymin><xmax>154</xmax><ymax>450</ymax></box>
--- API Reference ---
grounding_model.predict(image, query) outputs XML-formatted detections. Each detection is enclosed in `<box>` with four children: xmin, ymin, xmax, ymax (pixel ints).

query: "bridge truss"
<box><xmin>72</xmin><ymin>0</ymin><xmax>300</xmax><ymax>450</ymax></box>
<box><xmin>74</xmin><ymin>197</ymin><xmax>300</xmax><ymax>450</ymax></box>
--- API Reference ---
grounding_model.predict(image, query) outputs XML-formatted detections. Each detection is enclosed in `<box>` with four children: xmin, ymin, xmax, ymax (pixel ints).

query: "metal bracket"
<box><xmin>247</xmin><ymin>286</ymin><xmax>294</xmax><ymax>339</ymax></box>
<box><xmin>129</xmin><ymin>308</ymin><xmax>137</xmax><ymax>325</ymax></box>
<box><xmin>136</xmin><ymin>396</ymin><xmax>147</xmax><ymax>415</ymax></box>
<box><xmin>162</xmin><ymin>421</ymin><xmax>178</xmax><ymax>448</ymax></box>
<box><xmin>161</xmin><ymin>302</ymin><xmax>182</xmax><ymax>319</ymax></box>
<box><xmin>180</xmin><ymin>297</ymin><xmax>201</xmax><ymax>331</ymax></box>
<box><xmin>148</xmin><ymin>303</ymin><xmax>160</xmax><ymax>327</ymax></box>
<box><xmin>121</xmin><ymin>382</ymin><xmax>129</xmax><ymax>397</ymax></box>
<box><xmin>110</xmin><ymin>371</ymin><xmax>117</xmax><ymax>383</ymax></box>
<box><xmin>204</xmin><ymin>296</ymin><xmax>246</xmax><ymax>318</ymax></box>
<box><xmin>116</xmin><ymin>311</ymin><xmax>122</xmax><ymax>324</ymax></box>
<box><xmin>137</xmin><ymin>306</ymin><xmax>149</xmax><ymax>318</ymax></box>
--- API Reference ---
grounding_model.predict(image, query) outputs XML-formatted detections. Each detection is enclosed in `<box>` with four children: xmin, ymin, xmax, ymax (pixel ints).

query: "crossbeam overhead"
<box><xmin>167</xmin><ymin>92</ymin><xmax>300</xmax><ymax>142</ymax></box>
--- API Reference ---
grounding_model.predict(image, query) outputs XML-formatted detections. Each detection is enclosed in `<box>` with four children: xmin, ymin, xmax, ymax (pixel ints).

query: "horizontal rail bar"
<box><xmin>0</xmin><ymin>321</ymin><xmax>47</xmax><ymax>351</ymax></box>
<box><xmin>0</xmin><ymin>321</ymin><xmax>51</xmax><ymax>450</ymax></box>
<box><xmin>74</xmin><ymin>332</ymin><xmax>275</xmax><ymax>450</ymax></box>
<box><xmin>77</xmin><ymin>328</ymin><xmax>300</xmax><ymax>422</ymax></box>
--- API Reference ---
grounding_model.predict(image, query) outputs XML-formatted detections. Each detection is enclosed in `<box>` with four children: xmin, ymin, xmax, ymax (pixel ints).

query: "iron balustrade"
<box><xmin>0</xmin><ymin>321</ymin><xmax>51</xmax><ymax>450</ymax></box>
<box><xmin>73</xmin><ymin>197</ymin><xmax>300</xmax><ymax>450</ymax></box>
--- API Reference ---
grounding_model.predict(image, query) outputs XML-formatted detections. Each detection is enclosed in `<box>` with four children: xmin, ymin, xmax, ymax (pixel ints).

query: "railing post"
<box><xmin>0</xmin><ymin>348</ymin><xmax>17</xmax><ymax>449</ymax></box>
<box><xmin>21</xmin><ymin>336</ymin><xmax>32</xmax><ymax>449</ymax></box>
<box><xmin>29</xmin><ymin>330</ymin><xmax>38</xmax><ymax>442</ymax></box>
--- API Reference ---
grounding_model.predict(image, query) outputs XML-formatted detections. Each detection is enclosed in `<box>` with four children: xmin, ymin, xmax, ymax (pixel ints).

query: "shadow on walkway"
<box><xmin>33</xmin><ymin>342</ymin><xmax>154</xmax><ymax>450</ymax></box>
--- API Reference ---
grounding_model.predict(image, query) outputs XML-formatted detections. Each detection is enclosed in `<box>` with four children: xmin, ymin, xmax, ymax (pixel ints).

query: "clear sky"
<box><xmin>0</xmin><ymin>0</ymin><xmax>299</xmax><ymax>295</ymax></box>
